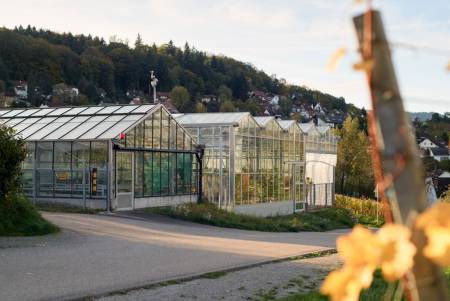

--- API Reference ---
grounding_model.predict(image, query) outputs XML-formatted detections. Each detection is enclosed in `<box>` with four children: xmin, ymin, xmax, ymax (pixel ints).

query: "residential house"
<box><xmin>201</xmin><ymin>95</ymin><xmax>217</xmax><ymax>104</ymax></box>
<box><xmin>13</xmin><ymin>81</ymin><xmax>28</xmax><ymax>100</ymax></box>
<box><xmin>429</xmin><ymin>147</ymin><xmax>450</xmax><ymax>162</ymax></box>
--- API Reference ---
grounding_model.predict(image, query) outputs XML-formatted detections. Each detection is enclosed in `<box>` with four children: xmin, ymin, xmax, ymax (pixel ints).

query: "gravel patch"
<box><xmin>96</xmin><ymin>253</ymin><xmax>342</xmax><ymax>301</ymax></box>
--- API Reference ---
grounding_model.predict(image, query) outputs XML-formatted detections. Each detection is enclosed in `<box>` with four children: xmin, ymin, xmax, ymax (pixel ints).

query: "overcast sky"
<box><xmin>1</xmin><ymin>0</ymin><xmax>449</xmax><ymax>112</ymax></box>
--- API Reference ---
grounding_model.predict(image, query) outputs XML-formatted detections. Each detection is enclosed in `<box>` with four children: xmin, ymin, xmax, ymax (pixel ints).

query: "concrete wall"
<box><xmin>33</xmin><ymin>197</ymin><xmax>107</xmax><ymax>210</ymax></box>
<box><xmin>234</xmin><ymin>200</ymin><xmax>295</xmax><ymax>217</ymax></box>
<box><xmin>133</xmin><ymin>194</ymin><xmax>197</xmax><ymax>209</ymax></box>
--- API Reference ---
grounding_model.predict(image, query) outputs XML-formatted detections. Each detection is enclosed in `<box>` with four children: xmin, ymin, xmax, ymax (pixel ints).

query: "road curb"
<box><xmin>69</xmin><ymin>248</ymin><xmax>337</xmax><ymax>301</ymax></box>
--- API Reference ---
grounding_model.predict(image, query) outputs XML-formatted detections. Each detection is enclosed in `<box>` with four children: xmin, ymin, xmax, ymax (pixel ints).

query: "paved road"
<box><xmin>0</xmin><ymin>212</ymin><xmax>345</xmax><ymax>301</ymax></box>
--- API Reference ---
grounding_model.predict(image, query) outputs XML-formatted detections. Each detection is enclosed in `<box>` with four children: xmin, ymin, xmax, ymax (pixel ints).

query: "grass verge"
<box><xmin>0</xmin><ymin>194</ymin><xmax>59</xmax><ymax>236</ymax></box>
<box><xmin>146</xmin><ymin>202</ymin><xmax>354</xmax><ymax>232</ymax></box>
<box><xmin>277</xmin><ymin>268</ymin><xmax>450</xmax><ymax>301</ymax></box>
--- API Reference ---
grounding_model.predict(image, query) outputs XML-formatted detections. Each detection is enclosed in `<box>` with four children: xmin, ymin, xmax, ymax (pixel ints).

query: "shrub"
<box><xmin>0</xmin><ymin>194</ymin><xmax>58</xmax><ymax>236</ymax></box>
<box><xmin>148</xmin><ymin>203</ymin><xmax>354</xmax><ymax>232</ymax></box>
<box><xmin>335</xmin><ymin>194</ymin><xmax>385</xmax><ymax>227</ymax></box>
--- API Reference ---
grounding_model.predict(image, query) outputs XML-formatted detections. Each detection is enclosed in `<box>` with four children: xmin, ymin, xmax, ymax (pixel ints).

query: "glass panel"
<box><xmin>72</xmin><ymin>142</ymin><xmax>90</xmax><ymax>168</ymax></box>
<box><xmin>18</xmin><ymin>117</ymin><xmax>57</xmax><ymax>139</ymax></box>
<box><xmin>54</xmin><ymin>170</ymin><xmax>72</xmax><ymax>197</ymax></box>
<box><xmin>98</xmin><ymin>116</ymin><xmax>139</xmax><ymax>140</ymax></box>
<box><xmin>3</xmin><ymin>109</ymin><xmax>24</xmax><ymax>117</ymax></box>
<box><xmin>27</xmin><ymin>116</ymin><xmax>73</xmax><ymax>140</ymax></box>
<box><xmin>135</xmin><ymin>122</ymin><xmax>144</xmax><ymax>148</ymax></box>
<box><xmin>31</xmin><ymin>108</ymin><xmax>56</xmax><ymax>116</ymax></box>
<box><xmin>63</xmin><ymin>107</ymin><xmax>88</xmax><ymax>115</ymax></box>
<box><xmin>44</xmin><ymin>116</ymin><xmax>90</xmax><ymax>140</ymax></box>
<box><xmin>12</xmin><ymin>117</ymin><xmax>40</xmax><ymax>134</ymax></box>
<box><xmin>169</xmin><ymin>153</ymin><xmax>177</xmax><ymax>194</ymax></box>
<box><xmin>53</xmin><ymin>142</ymin><xmax>71</xmax><ymax>169</ymax></box>
<box><xmin>90</xmin><ymin>141</ymin><xmax>108</xmax><ymax>169</ymax></box>
<box><xmin>143</xmin><ymin>152</ymin><xmax>153</xmax><ymax>196</ymax></box>
<box><xmin>153</xmin><ymin>152</ymin><xmax>161</xmax><ymax>195</ymax></box>
<box><xmin>124</xmin><ymin>128</ymin><xmax>135</xmax><ymax>148</ymax></box>
<box><xmin>134</xmin><ymin>152</ymin><xmax>143</xmax><ymax>197</ymax></box>
<box><xmin>37</xmin><ymin>170</ymin><xmax>53</xmax><ymax>197</ymax></box>
<box><xmin>161</xmin><ymin>111</ymin><xmax>169</xmax><ymax>149</ymax></box>
<box><xmin>0</xmin><ymin>118</ymin><xmax>10</xmax><ymax>124</ymax></box>
<box><xmin>97</xmin><ymin>106</ymin><xmax>122</xmax><ymax>114</ymax></box>
<box><xmin>177</xmin><ymin>126</ymin><xmax>185</xmax><ymax>149</ymax></box>
<box><xmin>117</xmin><ymin>152</ymin><xmax>132</xmax><ymax>193</ymax></box>
<box><xmin>79</xmin><ymin>106</ymin><xmax>104</xmax><ymax>115</ymax></box>
<box><xmin>132</xmin><ymin>105</ymin><xmax>155</xmax><ymax>113</ymax></box>
<box><xmin>114</xmin><ymin>106</ymin><xmax>138</xmax><ymax>114</ymax></box>
<box><xmin>144</xmin><ymin>116</ymin><xmax>152</xmax><ymax>148</ymax></box>
<box><xmin>169</xmin><ymin>118</ymin><xmax>177</xmax><ymax>149</ymax></box>
<box><xmin>160</xmin><ymin>152</ymin><xmax>169</xmax><ymax>194</ymax></box>
<box><xmin>23</xmin><ymin>142</ymin><xmax>35</xmax><ymax>169</ymax></box>
<box><xmin>4</xmin><ymin>118</ymin><xmax>25</xmax><ymax>126</ymax></box>
<box><xmin>47</xmin><ymin>108</ymin><xmax>71</xmax><ymax>116</ymax></box>
<box><xmin>0</xmin><ymin>110</ymin><xmax>10</xmax><ymax>116</ymax></box>
<box><xmin>78</xmin><ymin>115</ymin><xmax>125</xmax><ymax>139</ymax></box>
<box><xmin>21</xmin><ymin>170</ymin><xmax>33</xmax><ymax>196</ymax></box>
<box><xmin>17</xmin><ymin>109</ymin><xmax>40</xmax><ymax>117</ymax></box>
<box><xmin>36</xmin><ymin>142</ymin><xmax>53</xmax><ymax>169</ymax></box>
<box><xmin>62</xmin><ymin>115</ymin><xmax>109</xmax><ymax>140</ymax></box>
<box><xmin>152</xmin><ymin>110</ymin><xmax>161</xmax><ymax>149</ymax></box>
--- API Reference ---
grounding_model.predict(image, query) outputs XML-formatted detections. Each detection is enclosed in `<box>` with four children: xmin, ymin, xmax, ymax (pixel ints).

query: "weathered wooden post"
<box><xmin>353</xmin><ymin>10</ymin><xmax>449</xmax><ymax>301</ymax></box>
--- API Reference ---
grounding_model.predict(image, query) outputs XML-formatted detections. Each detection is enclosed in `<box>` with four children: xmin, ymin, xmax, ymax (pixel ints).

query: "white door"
<box><xmin>116</xmin><ymin>152</ymin><xmax>134</xmax><ymax>210</ymax></box>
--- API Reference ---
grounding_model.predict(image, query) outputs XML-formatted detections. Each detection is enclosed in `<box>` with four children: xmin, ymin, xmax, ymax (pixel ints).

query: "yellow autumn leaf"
<box><xmin>320</xmin><ymin>267</ymin><xmax>364</xmax><ymax>301</ymax></box>
<box><xmin>376</xmin><ymin>224</ymin><xmax>416</xmax><ymax>281</ymax></box>
<box><xmin>447</xmin><ymin>61</ymin><xmax>450</xmax><ymax>72</ymax></box>
<box><xmin>352</xmin><ymin>59</ymin><xmax>374</xmax><ymax>71</ymax></box>
<box><xmin>423</xmin><ymin>226</ymin><xmax>450</xmax><ymax>266</ymax></box>
<box><xmin>337</xmin><ymin>225</ymin><xmax>379</xmax><ymax>269</ymax></box>
<box><xmin>327</xmin><ymin>48</ymin><xmax>347</xmax><ymax>71</ymax></box>
<box><xmin>416</xmin><ymin>202</ymin><xmax>450</xmax><ymax>266</ymax></box>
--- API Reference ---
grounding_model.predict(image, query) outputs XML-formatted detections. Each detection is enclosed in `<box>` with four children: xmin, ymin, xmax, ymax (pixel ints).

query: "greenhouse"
<box><xmin>175</xmin><ymin>113</ymin><xmax>307</xmax><ymax>216</ymax></box>
<box><xmin>300</xmin><ymin>122</ymin><xmax>338</xmax><ymax>207</ymax></box>
<box><xmin>0</xmin><ymin>104</ymin><xmax>200</xmax><ymax>210</ymax></box>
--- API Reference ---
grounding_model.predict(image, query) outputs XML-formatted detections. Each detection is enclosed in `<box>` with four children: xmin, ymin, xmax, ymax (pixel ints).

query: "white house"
<box><xmin>419</xmin><ymin>138</ymin><xmax>439</xmax><ymax>150</ymax></box>
<box><xmin>429</xmin><ymin>147</ymin><xmax>450</xmax><ymax>162</ymax></box>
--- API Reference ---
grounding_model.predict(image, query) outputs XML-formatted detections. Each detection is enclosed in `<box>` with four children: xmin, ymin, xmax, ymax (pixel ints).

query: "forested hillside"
<box><xmin>0</xmin><ymin>25</ymin><xmax>347</xmax><ymax>114</ymax></box>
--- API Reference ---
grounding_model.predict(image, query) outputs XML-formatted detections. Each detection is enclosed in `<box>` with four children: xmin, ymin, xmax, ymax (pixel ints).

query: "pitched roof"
<box><xmin>430</xmin><ymin>147</ymin><xmax>450</xmax><ymax>156</ymax></box>
<box><xmin>0</xmin><ymin>104</ymin><xmax>157</xmax><ymax>141</ymax></box>
<box><xmin>253</xmin><ymin>116</ymin><xmax>275</xmax><ymax>128</ymax></box>
<box><xmin>175</xmin><ymin>112</ymin><xmax>251</xmax><ymax>126</ymax></box>
<box><xmin>277</xmin><ymin>119</ymin><xmax>297</xmax><ymax>131</ymax></box>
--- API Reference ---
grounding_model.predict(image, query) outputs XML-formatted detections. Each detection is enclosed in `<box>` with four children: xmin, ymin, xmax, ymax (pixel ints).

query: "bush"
<box><xmin>0</xmin><ymin>194</ymin><xmax>58</xmax><ymax>236</ymax></box>
<box><xmin>0</xmin><ymin>125</ymin><xmax>58</xmax><ymax>236</ymax></box>
<box><xmin>335</xmin><ymin>194</ymin><xmax>385</xmax><ymax>227</ymax></box>
<box><xmin>148</xmin><ymin>203</ymin><xmax>354</xmax><ymax>232</ymax></box>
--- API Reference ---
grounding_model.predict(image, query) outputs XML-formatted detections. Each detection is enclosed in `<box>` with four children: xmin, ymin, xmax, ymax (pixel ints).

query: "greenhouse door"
<box><xmin>116</xmin><ymin>152</ymin><xmax>134</xmax><ymax>210</ymax></box>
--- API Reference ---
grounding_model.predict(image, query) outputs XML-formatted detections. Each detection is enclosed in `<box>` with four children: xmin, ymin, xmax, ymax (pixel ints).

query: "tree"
<box><xmin>195</xmin><ymin>102</ymin><xmax>207</xmax><ymax>113</ymax></box>
<box><xmin>170</xmin><ymin>86</ymin><xmax>191</xmax><ymax>113</ymax></box>
<box><xmin>335</xmin><ymin>117</ymin><xmax>374</xmax><ymax>197</ymax></box>
<box><xmin>220</xmin><ymin>99</ymin><xmax>236</xmax><ymax>112</ymax></box>
<box><xmin>134</xmin><ymin>33</ymin><xmax>144</xmax><ymax>50</ymax></box>
<box><xmin>217</xmin><ymin>84</ymin><xmax>232</xmax><ymax>102</ymax></box>
<box><xmin>279</xmin><ymin>96</ymin><xmax>292</xmax><ymax>117</ymax></box>
<box><xmin>0</xmin><ymin>125</ymin><xmax>26</xmax><ymax>198</ymax></box>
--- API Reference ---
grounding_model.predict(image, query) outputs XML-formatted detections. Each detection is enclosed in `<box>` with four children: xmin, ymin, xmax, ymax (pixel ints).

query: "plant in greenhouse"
<box><xmin>320</xmin><ymin>202</ymin><xmax>450</xmax><ymax>301</ymax></box>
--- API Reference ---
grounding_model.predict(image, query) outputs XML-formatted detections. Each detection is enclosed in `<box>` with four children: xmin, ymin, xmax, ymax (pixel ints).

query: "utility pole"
<box><xmin>150</xmin><ymin>70</ymin><xmax>158</xmax><ymax>104</ymax></box>
<box><xmin>353</xmin><ymin>10</ymin><xmax>449</xmax><ymax>301</ymax></box>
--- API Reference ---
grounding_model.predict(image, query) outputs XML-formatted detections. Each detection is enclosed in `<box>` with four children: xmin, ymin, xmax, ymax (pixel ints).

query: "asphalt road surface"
<box><xmin>0</xmin><ymin>212</ymin><xmax>346</xmax><ymax>301</ymax></box>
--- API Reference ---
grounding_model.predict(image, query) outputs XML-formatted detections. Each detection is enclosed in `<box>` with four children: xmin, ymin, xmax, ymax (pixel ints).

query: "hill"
<box><xmin>0</xmin><ymin>25</ymin><xmax>349</xmax><ymax>120</ymax></box>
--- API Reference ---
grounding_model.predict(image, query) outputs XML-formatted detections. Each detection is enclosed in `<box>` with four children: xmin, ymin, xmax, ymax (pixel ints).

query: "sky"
<box><xmin>1</xmin><ymin>0</ymin><xmax>449</xmax><ymax>113</ymax></box>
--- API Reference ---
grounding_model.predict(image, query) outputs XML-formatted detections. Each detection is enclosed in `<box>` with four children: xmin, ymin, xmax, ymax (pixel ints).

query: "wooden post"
<box><xmin>353</xmin><ymin>10</ymin><xmax>449</xmax><ymax>301</ymax></box>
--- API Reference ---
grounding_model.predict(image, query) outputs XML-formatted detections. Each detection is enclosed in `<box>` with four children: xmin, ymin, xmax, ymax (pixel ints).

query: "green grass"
<box><xmin>277</xmin><ymin>269</ymin><xmax>450</xmax><ymax>301</ymax></box>
<box><xmin>0</xmin><ymin>194</ymin><xmax>59</xmax><ymax>236</ymax></box>
<box><xmin>146</xmin><ymin>202</ymin><xmax>354</xmax><ymax>232</ymax></box>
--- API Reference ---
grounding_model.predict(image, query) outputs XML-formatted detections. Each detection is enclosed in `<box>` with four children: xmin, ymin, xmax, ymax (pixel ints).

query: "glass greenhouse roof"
<box><xmin>277</xmin><ymin>120</ymin><xmax>297</xmax><ymax>131</ymax></box>
<box><xmin>253</xmin><ymin>116</ymin><xmax>276</xmax><ymax>128</ymax></box>
<box><xmin>0</xmin><ymin>104</ymin><xmax>157</xmax><ymax>141</ymax></box>
<box><xmin>175</xmin><ymin>112</ymin><xmax>251</xmax><ymax>126</ymax></box>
